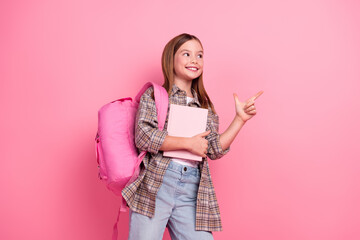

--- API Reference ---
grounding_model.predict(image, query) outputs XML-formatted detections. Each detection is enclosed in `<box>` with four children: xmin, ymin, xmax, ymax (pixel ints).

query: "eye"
<box><xmin>197</xmin><ymin>54</ymin><xmax>203</xmax><ymax>58</ymax></box>
<box><xmin>183</xmin><ymin>53</ymin><xmax>190</xmax><ymax>56</ymax></box>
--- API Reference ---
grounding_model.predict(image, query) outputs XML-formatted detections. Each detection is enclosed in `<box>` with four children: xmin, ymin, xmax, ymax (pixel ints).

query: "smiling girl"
<box><xmin>122</xmin><ymin>33</ymin><xmax>263</xmax><ymax>240</ymax></box>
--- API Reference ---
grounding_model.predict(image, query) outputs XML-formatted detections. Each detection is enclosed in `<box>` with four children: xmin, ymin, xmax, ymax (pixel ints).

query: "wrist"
<box><xmin>182</xmin><ymin>137</ymin><xmax>191</xmax><ymax>151</ymax></box>
<box><xmin>235</xmin><ymin>115</ymin><xmax>246</xmax><ymax>124</ymax></box>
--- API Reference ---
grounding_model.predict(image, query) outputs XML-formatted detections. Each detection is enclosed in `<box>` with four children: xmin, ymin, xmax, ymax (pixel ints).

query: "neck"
<box><xmin>174</xmin><ymin>78</ymin><xmax>193</xmax><ymax>97</ymax></box>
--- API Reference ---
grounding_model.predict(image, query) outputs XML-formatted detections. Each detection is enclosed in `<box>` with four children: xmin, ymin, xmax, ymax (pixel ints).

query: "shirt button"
<box><xmin>184</xmin><ymin>167</ymin><xmax>187</xmax><ymax>171</ymax></box>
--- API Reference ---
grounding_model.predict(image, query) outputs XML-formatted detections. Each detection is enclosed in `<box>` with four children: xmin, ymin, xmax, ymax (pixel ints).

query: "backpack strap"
<box><xmin>135</xmin><ymin>82</ymin><xmax>169</xmax><ymax>130</ymax></box>
<box><xmin>151</xmin><ymin>83</ymin><xmax>169</xmax><ymax>130</ymax></box>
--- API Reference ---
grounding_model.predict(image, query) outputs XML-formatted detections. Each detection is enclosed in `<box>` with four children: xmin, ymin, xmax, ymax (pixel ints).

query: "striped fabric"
<box><xmin>122</xmin><ymin>84</ymin><xmax>230</xmax><ymax>232</ymax></box>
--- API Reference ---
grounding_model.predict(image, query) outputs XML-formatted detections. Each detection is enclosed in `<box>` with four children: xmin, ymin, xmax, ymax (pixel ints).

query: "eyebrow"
<box><xmin>180</xmin><ymin>49</ymin><xmax>204</xmax><ymax>53</ymax></box>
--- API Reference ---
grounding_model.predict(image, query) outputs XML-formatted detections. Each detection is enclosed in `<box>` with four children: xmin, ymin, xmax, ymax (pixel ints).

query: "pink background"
<box><xmin>1</xmin><ymin>0</ymin><xmax>360</xmax><ymax>239</ymax></box>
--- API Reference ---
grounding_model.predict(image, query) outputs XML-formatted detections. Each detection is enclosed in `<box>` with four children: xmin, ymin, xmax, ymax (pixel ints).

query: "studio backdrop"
<box><xmin>1</xmin><ymin>0</ymin><xmax>359</xmax><ymax>239</ymax></box>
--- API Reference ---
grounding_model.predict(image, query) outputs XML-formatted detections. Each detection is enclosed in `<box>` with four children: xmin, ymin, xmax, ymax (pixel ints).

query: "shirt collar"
<box><xmin>170</xmin><ymin>84</ymin><xmax>201</xmax><ymax>107</ymax></box>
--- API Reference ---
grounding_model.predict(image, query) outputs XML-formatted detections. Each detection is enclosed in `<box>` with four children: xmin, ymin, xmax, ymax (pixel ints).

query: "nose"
<box><xmin>191</xmin><ymin>57</ymin><xmax>197</xmax><ymax>63</ymax></box>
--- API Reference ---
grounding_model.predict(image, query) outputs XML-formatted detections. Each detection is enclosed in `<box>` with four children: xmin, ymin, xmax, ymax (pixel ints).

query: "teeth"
<box><xmin>187</xmin><ymin>67</ymin><xmax>197</xmax><ymax>70</ymax></box>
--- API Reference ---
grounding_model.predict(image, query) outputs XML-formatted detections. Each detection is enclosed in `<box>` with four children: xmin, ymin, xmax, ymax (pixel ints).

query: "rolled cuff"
<box><xmin>147</xmin><ymin>128</ymin><xmax>168</xmax><ymax>155</ymax></box>
<box><xmin>207</xmin><ymin>133</ymin><xmax>230</xmax><ymax>160</ymax></box>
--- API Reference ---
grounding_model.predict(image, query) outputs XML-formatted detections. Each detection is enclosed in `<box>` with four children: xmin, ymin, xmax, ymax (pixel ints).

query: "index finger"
<box><xmin>251</xmin><ymin>91</ymin><xmax>264</xmax><ymax>101</ymax></box>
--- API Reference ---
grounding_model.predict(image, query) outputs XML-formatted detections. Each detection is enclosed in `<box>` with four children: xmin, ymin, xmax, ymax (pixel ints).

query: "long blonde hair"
<box><xmin>161</xmin><ymin>33</ymin><xmax>216</xmax><ymax>114</ymax></box>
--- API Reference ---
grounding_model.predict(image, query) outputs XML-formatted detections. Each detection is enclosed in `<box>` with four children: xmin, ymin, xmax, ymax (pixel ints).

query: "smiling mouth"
<box><xmin>186</xmin><ymin>67</ymin><xmax>198</xmax><ymax>71</ymax></box>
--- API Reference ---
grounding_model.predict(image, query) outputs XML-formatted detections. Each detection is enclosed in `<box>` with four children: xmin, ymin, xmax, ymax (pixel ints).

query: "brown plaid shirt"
<box><xmin>122</xmin><ymin>84</ymin><xmax>230</xmax><ymax>232</ymax></box>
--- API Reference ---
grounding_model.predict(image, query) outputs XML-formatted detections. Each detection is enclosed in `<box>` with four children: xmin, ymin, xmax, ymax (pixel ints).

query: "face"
<box><xmin>173</xmin><ymin>39</ymin><xmax>204</xmax><ymax>82</ymax></box>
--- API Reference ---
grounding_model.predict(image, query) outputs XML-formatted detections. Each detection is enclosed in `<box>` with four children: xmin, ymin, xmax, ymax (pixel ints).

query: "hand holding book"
<box><xmin>186</xmin><ymin>130</ymin><xmax>211</xmax><ymax>158</ymax></box>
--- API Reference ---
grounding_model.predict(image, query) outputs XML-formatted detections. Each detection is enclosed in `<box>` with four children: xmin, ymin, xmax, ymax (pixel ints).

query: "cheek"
<box><xmin>174</xmin><ymin>62</ymin><xmax>182</xmax><ymax>73</ymax></box>
<box><xmin>174</xmin><ymin>57</ymin><xmax>182</xmax><ymax>67</ymax></box>
<box><xmin>175</xmin><ymin>60</ymin><xmax>186</xmax><ymax>70</ymax></box>
<box><xmin>177</xmin><ymin>57</ymin><xmax>187</xmax><ymax>66</ymax></box>
<box><xmin>174</xmin><ymin>65</ymin><xmax>185</xmax><ymax>77</ymax></box>
<box><xmin>198</xmin><ymin>62</ymin><xmax>204</xmax><ymax>71</ymax></box>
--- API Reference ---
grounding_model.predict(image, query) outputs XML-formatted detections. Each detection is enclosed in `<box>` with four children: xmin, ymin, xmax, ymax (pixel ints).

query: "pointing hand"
<box><xmin>233</xmin><ymin>91</ymin><xmax>263</xmax><ymax>123</ymax></box>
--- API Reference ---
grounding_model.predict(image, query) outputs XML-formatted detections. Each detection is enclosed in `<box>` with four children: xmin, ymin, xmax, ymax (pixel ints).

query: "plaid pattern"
<box><xmin>122</xmin><ymin>84</ymin><xmax>230</xmax><ymax>232</ymax></box>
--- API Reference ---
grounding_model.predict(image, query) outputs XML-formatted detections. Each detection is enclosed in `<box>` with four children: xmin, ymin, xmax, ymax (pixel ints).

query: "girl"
<box><xmin>122</xmin><ymin>33</ymin><xmax>263</xmax><ymax>240</ymax></box>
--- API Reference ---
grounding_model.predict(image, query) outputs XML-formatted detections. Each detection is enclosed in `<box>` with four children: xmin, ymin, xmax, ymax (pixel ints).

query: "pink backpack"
<box><xmin>95</xmin><ymin>82</ymin><xmax>168</xmax><ymax>239</ymax></box>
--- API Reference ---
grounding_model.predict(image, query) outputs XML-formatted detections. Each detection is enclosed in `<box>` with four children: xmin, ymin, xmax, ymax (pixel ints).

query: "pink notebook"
<box><xmin>163</xmin><ymin>104</ymin><xmax>208</xmax><ymax>161</ymax></box>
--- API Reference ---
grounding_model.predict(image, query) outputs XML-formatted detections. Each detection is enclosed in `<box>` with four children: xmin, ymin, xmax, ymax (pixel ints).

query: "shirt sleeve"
<box><xmin>134</xmin><ymin>86</ymin><xmax>168</xmax><ymax>155</ymax></box>
<box><xmin>205</xmin><ymin>106</ymin><xmax>230</xmax><ymax>160</ymax></box>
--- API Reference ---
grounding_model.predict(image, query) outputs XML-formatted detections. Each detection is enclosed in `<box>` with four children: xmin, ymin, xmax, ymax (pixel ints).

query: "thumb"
<box><xmin>197</xmin><ymin>130</ymin><xmax>211</xmax><ymax>137</ymax></box>
<box><xmin>233</xmin><ymin>93</ymin><xmax>240</xmax><ymax>104</ymax></box>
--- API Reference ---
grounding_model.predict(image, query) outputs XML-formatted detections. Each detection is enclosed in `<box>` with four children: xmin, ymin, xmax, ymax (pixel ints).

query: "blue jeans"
<box><xmin>128</xmin><ymin>161</ymin><xmax>214</xmax><ymax>240</ymax></box>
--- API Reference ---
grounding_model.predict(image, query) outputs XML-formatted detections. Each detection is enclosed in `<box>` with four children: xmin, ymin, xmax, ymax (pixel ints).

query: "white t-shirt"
<box><xmin>171</xmin><ymin>96</ymin><xmax>200</xmax><ymax>168</ymax></box>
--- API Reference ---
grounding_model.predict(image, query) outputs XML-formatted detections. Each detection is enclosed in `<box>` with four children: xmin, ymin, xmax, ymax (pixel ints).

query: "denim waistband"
<box><xmin>167</xmin><ymin>161</ymin><xmax>200</xmax><ymax>177</ymax></box>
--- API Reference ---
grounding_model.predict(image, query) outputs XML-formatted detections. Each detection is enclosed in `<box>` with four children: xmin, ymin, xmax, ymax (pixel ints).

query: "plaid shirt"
<box><xmin>122</xmin><ymin>84</ymin><xmax>230</xmax><ymax>232</ymax></box>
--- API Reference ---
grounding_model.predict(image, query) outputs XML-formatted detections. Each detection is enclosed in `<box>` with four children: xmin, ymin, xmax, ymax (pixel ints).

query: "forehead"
<box><xmin>178</xmin><ymin>39</ymin><xmax>203</xmax><ymax>52</ymax></box>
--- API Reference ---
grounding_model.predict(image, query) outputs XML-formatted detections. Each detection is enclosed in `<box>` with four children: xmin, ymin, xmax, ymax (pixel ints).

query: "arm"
<box><xmin>159</xmin><ymin>135</ymin><xmax>189</xmax><ymax>151</ymax></box>
<box><xmin>219</xmin><ymin>116</ymin><xmax>246</xmax><ymax>150</ymax></box>
<box><xmin>159</xmin><ymin>131</ymin><xmax>211</xmax><ymax>158</ymax></box>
